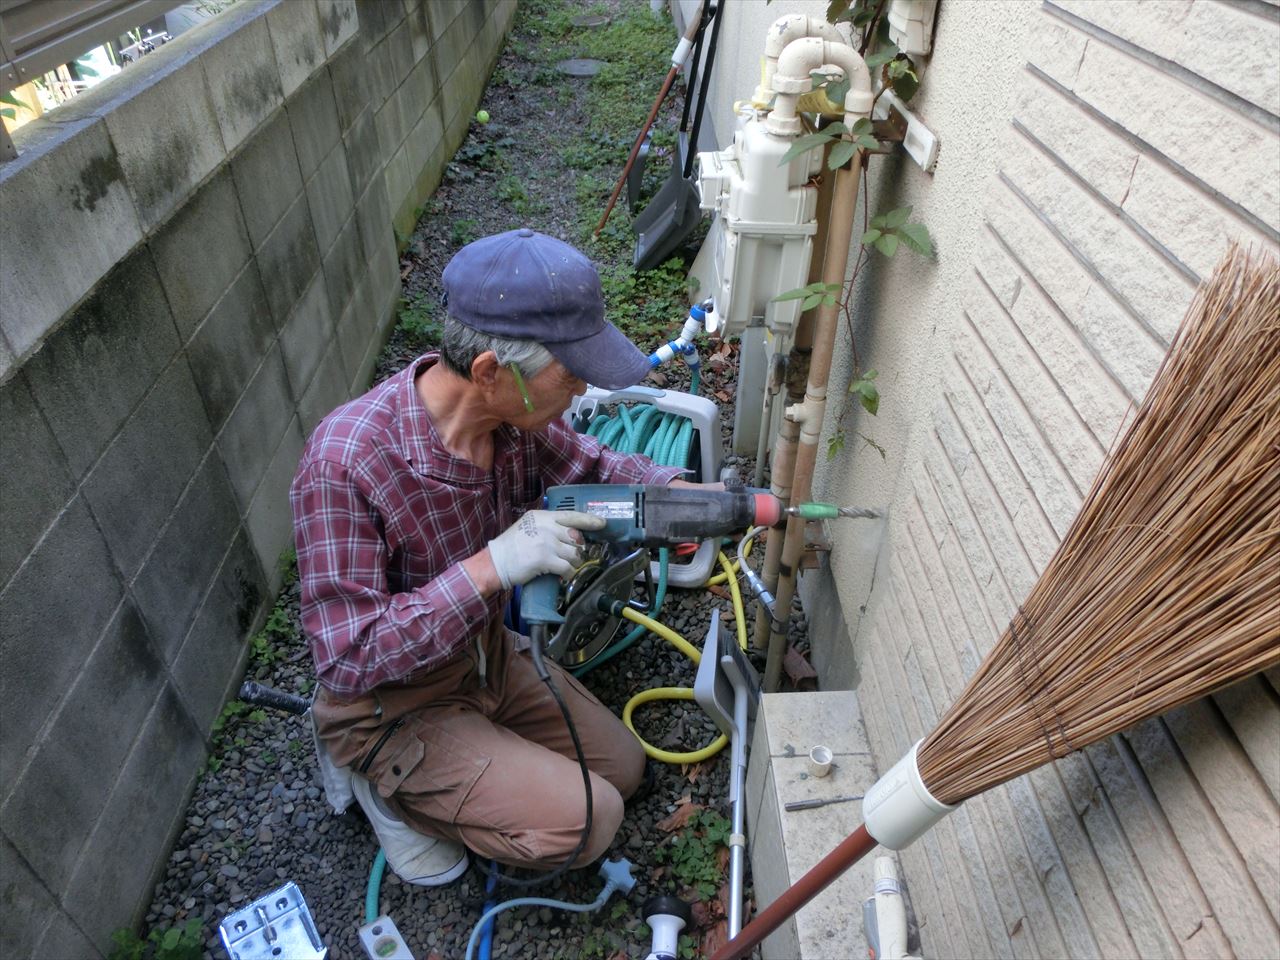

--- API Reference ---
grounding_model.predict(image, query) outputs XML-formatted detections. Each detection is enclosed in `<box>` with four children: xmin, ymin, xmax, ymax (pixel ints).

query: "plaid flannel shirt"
<box><xmin>290</xmin><ymin>354</ymin><xmax>682</xmax><ymax>699</ymax></box>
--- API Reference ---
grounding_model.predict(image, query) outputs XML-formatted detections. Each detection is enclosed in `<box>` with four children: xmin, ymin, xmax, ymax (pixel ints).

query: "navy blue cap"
<box><xmin>441</xmin><ymin>229</ymin><xmax>651</xmax><ymax>390</ymax></box>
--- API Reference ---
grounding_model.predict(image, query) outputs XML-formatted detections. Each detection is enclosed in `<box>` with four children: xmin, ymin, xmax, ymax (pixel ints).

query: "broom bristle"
<box><xmin>917</xmin><ymin>243</ymin><xmax>1280</xmax><ymax>807</ymax></box>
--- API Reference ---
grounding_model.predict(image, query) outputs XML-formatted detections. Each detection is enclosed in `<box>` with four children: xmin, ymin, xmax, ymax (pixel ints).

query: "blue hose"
<box><xmin>365</xmin><ymin>848</ymin><xmax>385</xmax><ymax>925</ymax></box>
<box><xmin>478</xmin><ymin>859</ymin><xmax>499</xmax><ymax>960</ymax></box>
<box><xmin>463</xmin><ymin>863</ymin><xmax>633</xmax><ymax>960</ymax></box>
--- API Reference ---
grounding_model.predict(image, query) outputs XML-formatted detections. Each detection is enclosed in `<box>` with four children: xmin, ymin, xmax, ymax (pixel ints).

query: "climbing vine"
<box><xmin>769</xmin><ymin>0</ymin><xmax>935</xmax><ymax>460</ymax></box>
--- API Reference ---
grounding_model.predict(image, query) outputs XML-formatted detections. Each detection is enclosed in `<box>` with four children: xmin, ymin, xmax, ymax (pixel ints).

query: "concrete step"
<box><xmin>746</xmin><ymin>690</ymin><xmax>899</xmax><ymax>959</ymax></box>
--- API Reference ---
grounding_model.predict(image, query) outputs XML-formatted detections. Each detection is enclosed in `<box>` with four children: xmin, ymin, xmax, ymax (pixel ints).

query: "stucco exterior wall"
<box><xmin>0</xmin><ymin>2</ymin><xmax>513</xmax><ymax>956</ymax></box>
<box><xmin>685</xmin><ymin>1</ymin><xmax>1280</xmax><ymax>957</ymax></box>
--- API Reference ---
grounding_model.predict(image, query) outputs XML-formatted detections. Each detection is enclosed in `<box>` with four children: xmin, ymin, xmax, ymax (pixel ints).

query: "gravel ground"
<box><xmin>141</xmin><ymin>3</ymin><xmax>814</xmax><ymax>957</ymax></box>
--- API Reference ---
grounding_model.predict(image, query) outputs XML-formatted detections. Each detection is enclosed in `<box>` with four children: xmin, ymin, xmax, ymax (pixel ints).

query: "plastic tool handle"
<box><xmin>239</xmin><ymin>681</ymin><xmax>310</xmax><ymax>716</ymax></box>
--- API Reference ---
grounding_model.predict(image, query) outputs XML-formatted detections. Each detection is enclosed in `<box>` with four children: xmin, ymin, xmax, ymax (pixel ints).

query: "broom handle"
<box><xmin>594</xmin><ymin>5</ymin><xmax>705</xmax><ymax>236</ymax></box>
<box><xmin>709</xmin><ymin>824</ymin><xmax>878</xmax><ymax>960</ymax></box>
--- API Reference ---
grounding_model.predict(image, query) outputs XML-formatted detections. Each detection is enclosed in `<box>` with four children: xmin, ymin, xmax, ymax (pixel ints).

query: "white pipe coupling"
<box><xmin>862</xmin><ymin>741</ymin><xmax>956</xmax><ymax>850</ymax></box>
<box><xmin>753</xmin><ymin>14</ymin><xmax>846</xmax><ymax>107</ymax></box>
<box><xmin>768</xmin><ymin>37</ymin><xmax>873</xmax><ymax>137</ymax></box>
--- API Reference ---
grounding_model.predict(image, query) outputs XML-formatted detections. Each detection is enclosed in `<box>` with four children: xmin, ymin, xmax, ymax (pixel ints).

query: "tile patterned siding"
<box><xmin>849</xmin><ymin>2</ymin><xmax>1280</xmax><ymax>957</ymax></box>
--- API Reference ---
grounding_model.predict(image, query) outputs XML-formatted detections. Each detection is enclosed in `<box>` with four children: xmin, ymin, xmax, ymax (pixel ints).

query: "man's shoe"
<box><xmin>350</xmin><ymin>774</ymin><xmax>469</xmax><ymax>886</ymax></box>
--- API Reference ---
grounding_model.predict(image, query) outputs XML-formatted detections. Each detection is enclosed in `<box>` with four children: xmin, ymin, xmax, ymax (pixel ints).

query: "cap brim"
<box><xmin>545</xmin><ymin>322</ymin><xmax>651</xmax><ymax>390</ymax></box>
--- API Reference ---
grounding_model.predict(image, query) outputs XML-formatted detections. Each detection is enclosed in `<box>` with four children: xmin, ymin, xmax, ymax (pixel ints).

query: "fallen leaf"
<box><xmin>714</xmin><ymin>389</ymin><xmax>732</xmax><ymax>403</ymax></box>
<box><xmin>705</xmin><ymin>584</ymin><xmax>732</xmax><ymax>601</ymax></box>
<box><xmin>607</xmin><ymin>951</ymin><xmax>628</xmax><ymax>960</ymax></box>
<box><xmin>685</xmin><ymin>760</ymin><xmax>714</xmax><ymax>784</ymax></box>
<box><xmin>783</xmin><ymin>645</ymin><xmax>818</xmax><ymax>685</ymax></box>
<box><xmin>656</xmin><ymin>799</ymin><xmax>704</xmax><ymax>833</ymax></box>
<box><xmin>690</xmin><ymin>897</ymin><xmax>715</xmax><ymax>928</ymax></box>
<box><xmin>649</xmin><ymin>370</ymin><xmax>668</xmax><ymax>388</ymax></box>
<box><xmin>700</xmin><ymin>920</ymin><xmax>730</xmax><ymax>956</ymax></box>
<box><xmin>716</xmin><ymin>846</ymin><xmax>730</xmax><ymax>872</ymax></box>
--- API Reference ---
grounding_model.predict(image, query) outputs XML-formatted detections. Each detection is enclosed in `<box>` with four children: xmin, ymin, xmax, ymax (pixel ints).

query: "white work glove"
<box><xmin>486</xmin><ymin>510</ymin><xmax>606</xmax><ymax>589</ymax></box>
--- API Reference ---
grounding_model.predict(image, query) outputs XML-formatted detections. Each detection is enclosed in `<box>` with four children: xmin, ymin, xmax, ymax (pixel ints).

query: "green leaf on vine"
<box><xmin>856</xmin><ymin>134</ymin><xmax>880</xmax><ymax>150</ymax></box>
<box><xmin>883</xmin><ymin>205</ymin><xmax>912</xmax><ymax>228</ymax></box>
<box><xmin>777</xmin><ymin>131</ymin><xmax>834</xmax><ymax>166</ymax></box>
<box><xmin>875</xmin><ymin>233</ymin><xmax>900</xmax><ymax>257</ymax></box>
<box><xmin>849</xmin><ymin>369</ymin><xmax>880</xmax><ymax>415</ymax></box>
<box><xmin>828</xmin><ymin>140</ymin><xmax>856</xmax><ymax>169</ymax></box>
<box><xmin>899</xmin><ymin>221</ymin><xmax>934</xmax><ymax>256</ymax></box>
<box><xmin>827</xmin><ymin>432</ymin><xmax>847</xmax><ymax>460</ymax></box>
<box><xmin>774</xmin><ymin>281</ymin><xmax>843</xmax><ymax>304</ymax></box>
<box><xmin>851</xmin><ymin>117</ymin><xmax>874</xmax><ymax>136</ymax></box>
<box><xmin>864</xmin><ymin>45</ymin><xmax>899</xmax><ymax>69</ymax></box>
<box><xmin>862</xmin><ymin>228</ymin><xmax>882</xmax><ymax>245</ymax></box>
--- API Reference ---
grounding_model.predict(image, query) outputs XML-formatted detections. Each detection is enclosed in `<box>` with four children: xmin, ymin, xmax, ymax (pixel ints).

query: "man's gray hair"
<box><xmin>439</xmin><ymin>315</ymin><xmax>555</xmax><ymax>381</ymax></box>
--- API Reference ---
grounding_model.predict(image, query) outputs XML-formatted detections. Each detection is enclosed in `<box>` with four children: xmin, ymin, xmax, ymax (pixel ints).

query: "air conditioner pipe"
<box><xmin>749</xmin><ymin>40</ymin><xmax>872</xmax><ymax>690</ymax></box>
<box><xmin>751</xmin><ymin>15</ymin><xmax>847</xmax><ymax>109</ymax></box>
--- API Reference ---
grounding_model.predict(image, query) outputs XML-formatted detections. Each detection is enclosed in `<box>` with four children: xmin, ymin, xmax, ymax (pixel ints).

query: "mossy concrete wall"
<box><xmin>0</xmin><ymin>1</ymin><xmax>513</xmax><ymax>955</ymax></box>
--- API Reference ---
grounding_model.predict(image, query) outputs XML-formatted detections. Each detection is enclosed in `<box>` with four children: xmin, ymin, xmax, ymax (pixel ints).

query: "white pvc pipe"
<box><xmin>767</xmin><ymin>37</ymin><xmax>873</xmax><ymax>136</ymax></box>
<box><xmin>752</xmin><ymin>14</ymin><xmax>846</xmax><ymax>107</ymax></box>
<box><xmin>861</xmin><ymin>741</ymin><xmax>956</xmax><ymax>850</ymax></box>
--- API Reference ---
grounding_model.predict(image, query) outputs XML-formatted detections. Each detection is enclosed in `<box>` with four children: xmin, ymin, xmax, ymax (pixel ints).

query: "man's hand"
<box><xmin>486</xmin><ymin>510</ymin><xmax>606</xmax><ymax>589</ymax></box>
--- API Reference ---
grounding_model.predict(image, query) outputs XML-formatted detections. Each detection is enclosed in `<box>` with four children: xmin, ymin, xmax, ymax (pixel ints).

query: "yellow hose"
<box><xmin>703</xmin><ymin>532</ymin><xmax>757</xmax><ymax>587</ymax></box>
<box><xmin>623</xmin><ymin>688</ymin><xmax>727</xmax><ymax>764</ymax></box>
<box><xmin>620</xmin><ymin>550</ymin><xmax>750</xmax><ymax>763</ymax></box>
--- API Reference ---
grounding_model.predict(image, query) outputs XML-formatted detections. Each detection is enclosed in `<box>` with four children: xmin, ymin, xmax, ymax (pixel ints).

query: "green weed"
<box><xmin>450</xmin><ymin>218</ymin><xmax>481</xmax><ymax>247</ymax></box>
<box><xmin>108</xmin><ymin>918</ymin><xmax>204</xmax><ymax>960</ymax></box>
<box><xmin>396</xmin><ymin>295</ymin><xmax>443</xmax><ymax>346</ymax></box>
<box><xmin>652</xmin><ymin>809</ymin><xmax>732</xmax><ymax>902</ymax></box>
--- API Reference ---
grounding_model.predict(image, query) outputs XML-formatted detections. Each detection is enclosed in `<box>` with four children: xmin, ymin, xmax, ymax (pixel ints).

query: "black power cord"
<box><xmin>489</xmin><ymin>622</ymin><xmax>594</xmax><ymax>889</ymax></box>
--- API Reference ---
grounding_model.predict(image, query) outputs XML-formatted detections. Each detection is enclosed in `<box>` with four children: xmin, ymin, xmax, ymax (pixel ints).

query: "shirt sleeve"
<box><xmin>290</xmin><ymin>459</ymin><xmax>491</xmax><ymax>699</ymax></box>
<box><xmin>532</xmin><ymin>418</ymin><xmax>685</xmax><ymax>489</ymax></box>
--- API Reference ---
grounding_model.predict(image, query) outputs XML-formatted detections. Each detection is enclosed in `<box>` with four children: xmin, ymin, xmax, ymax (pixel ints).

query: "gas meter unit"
<box><xmin>696</xmin><ymin>105</ymin><xmax>824</xmax><ymax>339</ymax></box>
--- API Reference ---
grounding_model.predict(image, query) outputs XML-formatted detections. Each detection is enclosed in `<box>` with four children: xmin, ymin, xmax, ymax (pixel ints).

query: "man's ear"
<box><xmin>471</xmin><ymin>351</ymin><xmax>501</xmax><ymax>390</ymax></box>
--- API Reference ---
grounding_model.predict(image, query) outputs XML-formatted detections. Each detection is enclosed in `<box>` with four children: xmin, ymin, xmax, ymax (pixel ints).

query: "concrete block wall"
<box><xmin>787</xmin><ymin>1</ymin><xmax>1280</xmax><ymax>957</ymax></box>
<box><xmin>0</xmin><ymin>1</ymin><xmax>513</xmax><ymax>956</ymax></box>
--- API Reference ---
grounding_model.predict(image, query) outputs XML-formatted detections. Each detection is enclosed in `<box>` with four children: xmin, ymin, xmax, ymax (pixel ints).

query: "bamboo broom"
<box><xmin>712</xmin><ymin>243</ymin><xmax>1280</xmax><ymax>960</ymax></box>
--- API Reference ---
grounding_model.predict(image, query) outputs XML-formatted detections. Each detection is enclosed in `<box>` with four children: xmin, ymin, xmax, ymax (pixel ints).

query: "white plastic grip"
<box><xmin>671</xmin><ymin>36</ymin><xmax>693</xmax><ymax>69</ymax></box>
<box><xmin>862</xmin><ymin>740</ymin><xmax>956</xmax><ymax>850</ymax></box>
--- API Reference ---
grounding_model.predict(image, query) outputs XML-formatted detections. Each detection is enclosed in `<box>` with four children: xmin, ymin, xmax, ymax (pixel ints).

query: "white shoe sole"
<box><xmin>351</xmin><ymin>774</ymin><xmax>470</xmax><ymax>887</ymax></box>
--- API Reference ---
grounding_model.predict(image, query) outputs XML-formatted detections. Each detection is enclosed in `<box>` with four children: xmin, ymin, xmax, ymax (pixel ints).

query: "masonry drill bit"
<box><xmin>784</xmin><ymin>503</ymin><xmax>882</xmax><ymax>521</ymax></box>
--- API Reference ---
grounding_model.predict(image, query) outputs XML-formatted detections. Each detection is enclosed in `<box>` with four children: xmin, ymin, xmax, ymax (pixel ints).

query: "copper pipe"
<box><xmin>752</xmin><ymin>159</ymin><xmax>836</xmax><ymax>651</ymax></box>
<box><xmin>710</xmin><ymin>824</ymin><xmax>878</xmax><ymax>960</ymax></box>
<box><xmin>763</xmin><ymin>149</ymin><xmax>863</xmax><ymax>691</ymax></box>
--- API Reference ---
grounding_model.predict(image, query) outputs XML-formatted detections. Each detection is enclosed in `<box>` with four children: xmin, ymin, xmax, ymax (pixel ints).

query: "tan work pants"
<box><xmin>313</xmin><ymin>624</ymin><xmax>645</xmax><ymax>869</ymax></box>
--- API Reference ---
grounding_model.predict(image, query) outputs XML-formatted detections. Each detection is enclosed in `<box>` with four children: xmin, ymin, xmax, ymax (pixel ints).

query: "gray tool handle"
<box><xmin>784</xmin><ymin>794</ymin><xmax>862</xmax><ymax>812</ymax></box>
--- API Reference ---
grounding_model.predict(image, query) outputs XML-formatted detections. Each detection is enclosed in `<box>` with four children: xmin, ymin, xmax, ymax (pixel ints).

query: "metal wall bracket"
<box><xmin>218</xmin><ymin>882</ymin><xmax>327</xmax><ymax>960</ymax></box>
